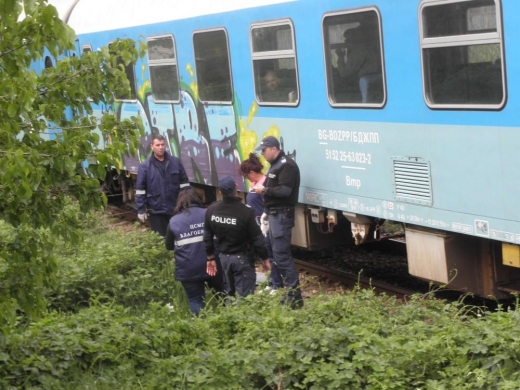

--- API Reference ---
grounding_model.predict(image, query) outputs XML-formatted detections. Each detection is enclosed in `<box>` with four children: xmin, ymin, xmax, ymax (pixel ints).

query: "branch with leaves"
<box><xmin>0</xmin><ymin>0</ymin><xmax>146</xmax><ymax>328</ymax></box>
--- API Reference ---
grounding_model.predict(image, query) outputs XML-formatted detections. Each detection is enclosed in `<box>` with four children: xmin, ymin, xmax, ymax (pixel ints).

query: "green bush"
<box><xmin>46</xmin><ymin>218</ymin><xmax>186</xmax><ymax>313</ymax></box>
<box><xmin>2</xmin><ymin>212</ymin><xmax>520</xmax><ymax>389</ymax></box>
<box><xmin>3</xmin><ymin>289</ymin><xmax>520</xmax><ymax>389</ymax></box>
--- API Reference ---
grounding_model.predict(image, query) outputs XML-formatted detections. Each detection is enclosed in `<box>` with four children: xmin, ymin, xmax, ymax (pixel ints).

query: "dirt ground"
<box><xmin>256</xmin><ymin>265</ymin><xmax>348</xmax><ymax>299</ymax></box>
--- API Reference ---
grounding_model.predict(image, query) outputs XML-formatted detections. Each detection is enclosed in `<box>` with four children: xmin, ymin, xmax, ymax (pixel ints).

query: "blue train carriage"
<box><xmin>46</xmin><ymin>0</ymin><xmax>520</xmax><ymax>298</ymax></box>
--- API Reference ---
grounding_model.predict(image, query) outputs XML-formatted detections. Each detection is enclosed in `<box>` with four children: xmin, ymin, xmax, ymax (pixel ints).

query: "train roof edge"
<box><xmin>47</xmin><ymin>0</ymin><xmax>297</xmax><ymax>34</ymax></box>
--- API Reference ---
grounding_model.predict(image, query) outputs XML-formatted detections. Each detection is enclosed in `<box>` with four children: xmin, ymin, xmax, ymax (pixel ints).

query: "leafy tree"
<box><xmin>0</xmin><ymin>0</ymin><xmax>145</xmax><ymax>330</ymax></box>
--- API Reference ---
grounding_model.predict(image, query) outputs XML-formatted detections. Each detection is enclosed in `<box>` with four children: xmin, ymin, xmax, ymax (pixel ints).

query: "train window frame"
<box><xmin>108</xmin><ymin>41</ymin><xmax>138</xmax><ymax>102</ymax></box>
<box><xmin>81</xmin><ymin>44</ymin><xmax>93</xmax><ymax>54</ymax></box>
<box><xmin>146</xmin><ymin>34</ymin><xmax>180</xmax><ymax>103</ymax></box>
<box><xmin>419</xmin><ymin>0</ymin><xmax>506</xmax><ymax>110</ymax></box>
<box><xmin>249</xmin><ymin>19</ymin><xmax>300</xmax><ymax>106</ymax></box>
<box><xmin>322</xmin><ymin>7</ymin><xmax>387</xmax><ymax>108</ymax></box>
<box><xmin>192</xmin><ymin>28</ymin><xmax>234</xmax><ymax>105</ymax></box>
<box><xmin>80</xmin><ymin>45</ymin><xmax>94</xmax><ymax>101</ymax></box>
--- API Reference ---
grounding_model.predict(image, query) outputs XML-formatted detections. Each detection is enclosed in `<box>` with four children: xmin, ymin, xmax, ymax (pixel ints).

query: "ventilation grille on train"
<box><xmin>392</xmin><ymin>157</ymin><xmax>433</xmax><ymax>206</ymax></box>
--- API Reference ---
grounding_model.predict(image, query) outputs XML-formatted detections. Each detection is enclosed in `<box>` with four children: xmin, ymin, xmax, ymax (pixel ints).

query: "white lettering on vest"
<box><xmin>211</xmin><ymin>215</ymin><xmax>237</xmax><ymax>225</ymax></box>
<box><xmin>179</xmin><ymin>229</ymin><xmax>204</xmax><ymax>239</ymax></box>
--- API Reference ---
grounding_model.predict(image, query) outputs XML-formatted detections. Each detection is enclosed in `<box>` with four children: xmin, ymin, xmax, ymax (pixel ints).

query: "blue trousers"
<box><xmin>181</xmin><ymin>274</ymin><xmax>226</xmax><ymax>316</ymax></box>
<box><xmin>220</xmin><ymin>253</ymin><xmax>256</xmax><ymax>297</ymax></box>
<box><xmin>359</xmin><ymin>74</ymin><xmax>383</xmax><ymax>103</ymax></box>
<box><xmin>149</xmin><ymin>213</ymin><xmax>171</xmax><ymax>237</ymax></box>
<box><xmin>265</xmin><ymin>235</ymin><xmax>283</xmax><ymax>288</ymax></box>
<box><xmin>268</xmin><ymin>212</ymin><xmax>303</xmax><ymax>308</ymax></box>
<box><xmin>253</xmin><ymin>217</ymin><xmax>283</xmax><ymax>288</ymax></box>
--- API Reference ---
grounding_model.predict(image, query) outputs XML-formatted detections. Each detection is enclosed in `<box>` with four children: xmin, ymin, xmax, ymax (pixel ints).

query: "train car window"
<box><xmin>323</xmin><ymin>8</ymin><xmax>386</xmax><ymax>108</ymax></box>
<box><xmin>193</xmin><ymin>29</ymin><xmax>233</xmax><ymax>103</ymax></box>
<box><xmin>250</xmin><ymin>20</ymin><xmax>299</xmax><ymax>106</ymax></box>
<box><xmin>147</xmin><ymin>35</ymin><xmax>180</xmax><ymax>102</ymax></box>
<box><xmin>82</xmin><ymin>45</ymin><xmax>92</xmax><ymax>54</ymax></box>
<box><xmin>108</xmin><ymin>42</ymin><xmax>137</xmax><ymax>101</ymax></box>
<box><xmin>420</xmin><ymin>0</ymin><xmax>505</xmax><ymax>109</ymax></box>
<box><xmin>44</xmin><ymin>56</ymin><xmax>54</xmax><ymax>69</ymax></box>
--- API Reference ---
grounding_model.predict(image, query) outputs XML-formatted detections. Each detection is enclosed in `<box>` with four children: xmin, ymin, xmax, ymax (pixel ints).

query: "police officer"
<box><xmin>136</xmin><ymin>134</ymin><xmax>190</xmax><ymax>236</ymax></box>
<box><xmin>252</xmin><ymin>136</ymin><xmax>303</xmax><ymax>308</ymax></box>
<box><xmin>204</xmin><ymin>176</ymin><xmax>270</xmax><ymax>297</ymax></box>
<box><xmin>239</xmin><ymin>153</ymin><xmax>282</xmax><ymax>291</ymax></box>
<box><xmin>165</xmin><ymin>189</ymin><xmax>225</xmax><ymax>315</ymax></box>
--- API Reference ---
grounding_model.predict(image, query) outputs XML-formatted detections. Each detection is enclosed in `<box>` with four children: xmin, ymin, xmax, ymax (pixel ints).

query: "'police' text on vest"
<box><xmin>211</xmin><ymin>215</ymin><xmax>237</xmax><ymax>225</ymax></box>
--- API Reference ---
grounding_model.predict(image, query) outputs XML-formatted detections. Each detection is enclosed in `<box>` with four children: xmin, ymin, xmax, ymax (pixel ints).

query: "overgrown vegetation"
<box><xmin>1</xmin><ymin>210</ymin><xmax>520</xmax><ymax>389</ymax></box>
<box><xmin>45</xmin><ymin>212</ymin><xmax>185</xmax><ymax>314</ymax></box>
<box><xmin>0</xmin><ymin>0</ymin><xmax>145</xmax><ymax>326</ymax></box>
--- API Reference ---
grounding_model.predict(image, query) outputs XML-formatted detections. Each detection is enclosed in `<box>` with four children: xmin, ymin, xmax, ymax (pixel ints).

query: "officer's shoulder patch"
<box><xmin>245</xmin><ymin>204</ymin><xmax>251</xmax><ymax>208</ymax></box>
<box><xmin>281</xmin><ymin>157</ymin><xmax>286</xmax><ymax>163</ymax></box>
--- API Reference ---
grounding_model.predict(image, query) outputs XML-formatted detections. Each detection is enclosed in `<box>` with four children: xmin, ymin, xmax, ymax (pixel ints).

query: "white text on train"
<box><xmin>318</xmin><ymin>129</ymin><xmax>380</xmax><ymax>144</ymax></box>
<box><xmin>346</xmin><ymin>176</ymin><xmax>362</xmax><ymax>189</ymax></box>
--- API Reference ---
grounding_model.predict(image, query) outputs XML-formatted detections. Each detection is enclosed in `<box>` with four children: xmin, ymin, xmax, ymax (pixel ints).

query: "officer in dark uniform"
<box><xmin>252</xmin><ymin>136</ymin><xmax>303</xmax><ymax>308</ymax></box>
<box><xmin>136</xmin><ymin>134</ymin><xmax>190</xmax><ymax>237</ymax></box>
<box><xmin>204</xmin><ymin>176</ymin><xmax>270</xmax><ymax>297</ymax></box>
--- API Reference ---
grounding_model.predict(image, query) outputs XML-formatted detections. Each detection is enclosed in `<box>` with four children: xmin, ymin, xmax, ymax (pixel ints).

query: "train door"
<box><xmin>193</xmin><ymin>28</ymin><xmax>245</xmax><ymax>190</ymax></box>
<box><xmin>146</xmin><ymin>35</ymin><xmax>212</xmax><ymax>185</ymax></box>
<box><xmin>109</xmin><ymin>41</ymin><xmax>152</xmax><ymax>174</ymax></box>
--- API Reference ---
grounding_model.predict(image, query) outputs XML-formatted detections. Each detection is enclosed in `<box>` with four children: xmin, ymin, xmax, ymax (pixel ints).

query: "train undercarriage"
<box><xmin>301</xmin><ymin>207</ymin><xmax>520</xmax><ymax>300</ymax></box>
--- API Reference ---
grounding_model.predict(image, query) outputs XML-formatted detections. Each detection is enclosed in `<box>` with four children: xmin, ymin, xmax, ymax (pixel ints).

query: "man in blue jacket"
<box><xmin>136</xmin><ymin>134</ymin><xmax>190</xmax><ymax>236</ymax></box>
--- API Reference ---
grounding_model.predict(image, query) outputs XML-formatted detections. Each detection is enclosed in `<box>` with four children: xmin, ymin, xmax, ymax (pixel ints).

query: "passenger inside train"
<box><xmin>324</xmin><ymin>10</ymin><xmax>384</xmax><ymax>105</ymax></box>
<box><xmin>335</xmin><ymin>26</ymin><xmax>383</xmax><ymax>104</ymax></box>
<box><xmin>261</xmin><ymin>69</ymin><xmax>298</xmax><ymax>102</ymax></box>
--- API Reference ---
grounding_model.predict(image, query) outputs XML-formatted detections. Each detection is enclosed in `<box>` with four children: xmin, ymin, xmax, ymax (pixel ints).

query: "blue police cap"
<box><xmin>218</xmin><ymin>175</ymin><xmax>236</xmax><ymax>195</ymax></box>
<box><xmin>255</xmin><ymin>136</ymin><xmax>280</xmax><ymax>151</ymax></box>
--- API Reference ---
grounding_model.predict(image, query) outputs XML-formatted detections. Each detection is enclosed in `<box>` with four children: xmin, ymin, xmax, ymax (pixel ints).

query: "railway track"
<box><xmin>294</xmin><ymin>259</ymin><xmax>415</xmax><ymax>299</ymax></box>
<box><xmin>106</xmin><ymin>204</ymin><xmax>140</xmax><ymax>226</ymax></box>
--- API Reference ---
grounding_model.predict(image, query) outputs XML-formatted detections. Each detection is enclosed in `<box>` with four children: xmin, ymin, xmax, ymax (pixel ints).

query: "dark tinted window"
<box><xmin>193</xmin><ymin>30</ymin><xmax>232</xmax><ymax>103</ymax></box>
<box><xmin>45</xmin><ymin>56</ymin><xmax>53</xmax><ymax>69</ymax></box>
<box><xmin>323</xmin><ymin>9</ymin><xmax>385</xmax><ymax>106</ymax></box>
<box><xmin>423</xmin><ymin>0</ymin><xmax>497</xmax><ymax>38</ymax></box>
<box><xmin>420</xmin><ymin>0</ymin><xmax>504</xmax><ymax>107</ymax></box>
<box><xmin>147</xmin><ymin>36</ymin><xmax>180</xmax><ymax>102</ymax></box>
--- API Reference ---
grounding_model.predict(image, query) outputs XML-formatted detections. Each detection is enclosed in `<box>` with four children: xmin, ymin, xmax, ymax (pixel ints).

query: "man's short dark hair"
<box><xmin>152</xmin><ymin>134</ymin><xmax>166</xmax><ymax>143</ymax></box>
<box><xmin>264</xmin><ymin>69</ymin><xmax>278</xmax><ymax>78</ymax></box>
